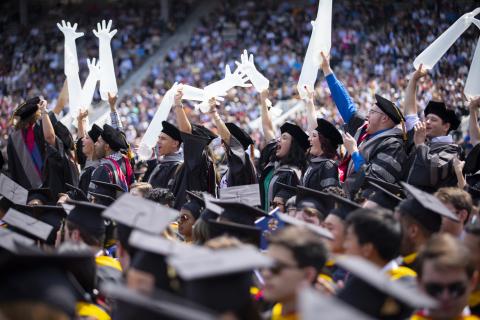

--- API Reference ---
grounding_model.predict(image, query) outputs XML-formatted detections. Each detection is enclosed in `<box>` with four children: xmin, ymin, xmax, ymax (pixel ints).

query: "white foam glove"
<box><xmin>235</xmin><ymin>50</ymin><xmax>269</xmax><ymax>91</ymax></box>
<box><xmin>204</xmin><ymin>65</ymin><xmax>251</xmax><ymax>98</ymax></box>
<box><xmin>93</xmin><ymin>20</ymin><xmax>118</xmax><ymax>101</ymax></box>
<box><xmin>80</xmin><ymin>58</ymin><xmax>101</xmax><ymax>110</ymax></box>
<box><xmin>465</xmin><ymin>19</ymin><xmax>480</xmax><ymax>100</ymax></box>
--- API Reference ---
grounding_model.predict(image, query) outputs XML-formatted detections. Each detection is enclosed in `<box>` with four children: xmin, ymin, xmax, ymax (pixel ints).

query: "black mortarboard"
<box><xmin>0</xmin><ymin>227</ymin><xmax>35</xmax><ymax>252</ymax></box>
<box><xmin>463</xmin><ymin>143</ymin><xmax>480</xmax><ymax>175</ymax></box>
<box><xmin>366</xmin><ymin>182</ymin><xmax>403</xmax><ymax>211</ymax></box>
<box><xmin>168</xmin><ymin>245</ymin><xmax>273</xmax><ymax>313</ymax></box>
<box><xmin>89</xmin><ymin>191</ymin><xmax>116</xmax><ymax>206</ymax></box>
<box><xmin>296</xmin><ymin>186</ymin><xmax>334</xmax><ymax>215</ymax></box>
<box><xmin>65</xmin><ymin>183</ymin><xmax>88</xmax><ymax>201</ymax></box>
<box><xmin>299</xmin><ymin>287</ymin><xmax>374</xmax><ymax>320</ymax></box>
<box><xmin>225</xmin><ymin>122</ymin><xmax>254</xmax><ymax>150</ymax></box>
<box><xmin>102</xmin><ymin>193</ymin><xmax>179</xmax><ymax>234</ymax></box>
<box><xmin>208</xmin><ymin>220</ymin><xmax>262</xmax><ymax>247</ymax></box>
<box><xmin>398</xmin><ymin>182</ymin><xmax>459</xmax><ymax>232</ymax></box>
<box><xmin>161</xmin><ymin>121</ymin><xmax>183</xmax><ymax>143</ymax></box>
<box><xmin>375</xmin><ymin>94</ymin><xmax>405</xmax><ymax>125</ymax></box>
<box><xmin>274</xmin><ymin>182</ymin><xmax>297</xmax><ymax>201</ymax></box>
<box><xmin>13</xmin><ymin>97</ymin><xmax>40</xmax><ymax>120</ymax></box>
<box><xmin>214</xmin><ymin>201</ymin><xmax>267</xmax><ymax>226</ymax></box>
<box><xmin>276</xmin><ymin>212</ymin><xmax>334</xmax><ymax>240</ymax></box>
<box><xmin>54</xmin><ymin>121</ymin><xmax>74</xmax><ymax>150</ymax></box>
<box><xmin>0</xmin><ymin>173</ymin><xmax>28</xmax><ymax>205</ymax></box>
<box><xmin>66</xmin><ymin>200</ymin><xmax>107</xmax><ymax>238</ymax></box>
<box><xmin>336</xmin><ymin>256</ymin><xmax>437</xmax><ymax>318</ymax></box>
<box><xmin>101</xmin><ymin>282</ymin><xmax>217</xmax><ymax>320</ymax></box>
<box><xmin>191</xmin><ymin>124</ymin><xmax>218</xmax><ymax>143</ymax></box>
<box><xmin>101</xmin><ymin>124</ymin><xmax>128</xmax><ymax>151</ymax></box>
<box><xmin>186</xmin><ymin>190</ymin><xmax>205</xmax><ymax>207</ymax></box>
<box><xmin>182</xmin><ymin>191</ymin><xmax>205</xmax><ymax>220</ymax></box>
<box><xmin>15</xmin><ymin>204</ymin><xmax>66</xmax><ymax>230</ymax></box>
<box><xmin>365</xmin><ymin>176</ymin><xmax>404</xmax><ymax>198</ymax></box>
<box><xmin>27</xmin><ymin>188</ymin><xmax>55</xmax><ymax>205</ymax></box>
<box><xmin>3</xmin><ymin>208</ymin><xmax>54</xmax><ymax>242</ymax></box>
<box><xmin>280</xmin><ymin>122</ymin><xmax>310</xmax><ymax>151</ymax></box>
<box><xmin>315</xmin><ymin>118</ymin><xmax>343</xmax><ymax>146</ymax></box>
<box><xmin>88</xmin><ymin>124</ymin><xmax>103</xmax><ymax>143</ymax></box>
<box><xmin>424</xmin><ymin>101</ymin><xmax>460</xmax><ymax>131</ymax></box>
<box><xmin>327</xmin><ymin>192</ymin><xmax>361</xmax><ymax>221</ymax></box>
<box><xmin>90</xmin><ymin>180</ymin><xmax>125</xmax><ymax>199</ymax></box>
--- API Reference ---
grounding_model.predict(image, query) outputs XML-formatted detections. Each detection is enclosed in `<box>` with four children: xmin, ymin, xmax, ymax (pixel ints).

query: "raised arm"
<box><xmin>207</xmin><ymin>97</ymin><xmax>231</xmax><ymax>145</ymax></box>
<box><xmin>108</xmin><ymin>92</ymin><xmax>123</xmax><ymax>130</ymax></box>
<box><xmin>469</xmin><ymin>97</ymin><xmax>480</xmax><ymax>146</ymax></box>
<box><xmin>304</xmin><ymin>86</ymin><xmax>318</xmax><ymax>132</ymax></box>
<box><xmin>40</xmin><ymin>99</ymin><xmax>56</xmax><ymax>146</ymax></box>
<box><xmin>320</xmin><ymin>52</ymin><xmax>357</xmax><ymax>124</ymax></box>
<box><xmin>53</xmin><ymin>80</ymin><xmax>69</xmax><ymax>116</ymax></box>
<box><xmin>403</xmin><ymin>65</ymin><xmax>428</xmax><ymax>133</ymax></box>
<box><xmin>77</xmin><ymin>109</ymin><xmax>88</xmax><ymax>139</ymax></box>
<box><xmin>260</xmin><ymin>89</ymin><xmax>275</xmax><ymax>142</ymax></box>
<box><xmin>174</xmin><ymin>87</ymin><xmax>192</xmax><ymax>134</ymax></box>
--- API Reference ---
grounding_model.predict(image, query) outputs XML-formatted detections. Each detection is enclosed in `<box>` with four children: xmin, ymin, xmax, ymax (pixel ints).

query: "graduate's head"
<box><xmin>310</xmin><ymin>119</ymin><xmax>342</xmax><ymax>159</ymax></box>
<box><xmin>179</xmin><ymin>194</ymin><xmax>203</xmax><ymax>241</ymax></box>
<box><xmin>417</xmin><ymin>233</ymin><xmax>478</xmax><ymax>320</ymax></box>
<box><xmin>12</xmin><ymin>96</ymin><xmax>43</xmax><ymax>129</ymax></box>
<box><xmin>366</xmin><ymin>95</ymin><xmax>404</xmax><ymax>135</ymax></box>
<box><xmin>94</xmin><ymin>136</ymin><xmax>107</xmax><ymax>158</ymax></box>
<box><xmin>424</xmin><ymin>101</ymin><xmax>460</xmax><ymax>138</ymax></box>
<box><xmin>344</xmin><ymin>208</ymin><xmax>401</xmax><ymax>266</ymax></box>
<box><xmin>262</xmin><ymin>226</ymin><xmax>328</xmax><ymax>304</ymax></box>
<box><xmin>97</xmin><ymin>124</ymin><xmax>128</xmax><ymax>157</ymax></box>
<box><xmin>83</xmin><ymin>124</ymin><xmax>103</xmax><ymax>159</ymax></box>
<box><xmin>276</xmin><ymin>124</ymin><xmax>309</xmax><ymax>168</ymax></box>
<box><xmin>435</xmin><ymin>187</ymin><xmax>472</xmax><ymax>237</ymax></box>
<box><xmin>157</xmin><ymin>121</ymin><xmax>182</xmax><ymax>156</ymax></box>
<box><xmin>64</xmin><ymin>201</ymin><xmax>106</xmax><ymax>250</ymax></box>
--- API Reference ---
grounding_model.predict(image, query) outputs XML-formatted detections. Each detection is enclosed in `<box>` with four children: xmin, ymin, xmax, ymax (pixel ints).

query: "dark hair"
<box><xmin>278</xmin><ymin>138</ymin><xmax>307</xmax><ymax>170</ymax></box>
<box><xmin>144</xmin><ymin>188</ymin><xmax>175</xmax><ymax>207</ymax></box>
<box><xmin>346</xmin><ymin>208</ymin><xmax>402</xmax><ymax>262</ymax></box>
<box><xmin>66</xmin><ymin>220</ymin><xmax>105</xmax><ymax>248</ymax></box>
<box><xmin>417</xmin><ymin>233</ymin><xmax>476</xmax><ymax>279</ymax></box>
<box><xmin>435</xmin><ymin>187</ymin><xmax>473</xmax><ymax>225</ymax></box>
<box><xmin>317</xmin><ymin>133</ymin><xmax>337</xmax><ymax>159</ymax></box>
<box><xmin>268</xmin><ymin>226</ymin><xmax>328</xmax><ymax>275</ymax></box>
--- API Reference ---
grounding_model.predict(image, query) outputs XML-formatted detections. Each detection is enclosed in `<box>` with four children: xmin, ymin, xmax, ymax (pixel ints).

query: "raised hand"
<box><xmin>320</xmin><ymin>51</ymin><xmax>332</xmax><ymax>75</ymax></box>
<box><xmin>411</xmin><ymin>64</ymin><xmax>428</xmax><ymax>82</ymax></box>
<box><xmin>79</xmin><ymin>58</ymin><xmax>101</xmax><ymax>110</ymax></box>
<box><xmin>94</xmin><ymin>20</ymin><xmax>118</xmax><ymax>100</ymax></box>
<box><xmin>57</xmin><ymin>20</ymin><xmax>84</xmax><ymax>41</ymax></box>
<box><xmin>77</xmin><ymin>109</ymin><xmax>88</xmax><ymax>122</ymax></box>
<box><xmin>174</xmin><ymin>85</ymin><xmax>184</xmax><ymax>107</ymax></box>
<box><xmin>414</xmin><ymin>121</ymin><xmax>427</xmax><ymax>146</ymax></box>
<box><xmin>342</xmin><ymin>132</ymin><xmax>358</xmax><ymax>155</ymax></box>
<box><xmin>108</xmin><ymin>92</ymin><xmax>118</xmax><ymax>111</ymax></box>
<box><xmin>92</xmin><ymin>19</ymin><xmax>118</xmax><ymax>42</ymax></box>
<box><xmin>235</xmin><ymin>49</ymin><xmax>269</xmax><ymax>91</ymax></box>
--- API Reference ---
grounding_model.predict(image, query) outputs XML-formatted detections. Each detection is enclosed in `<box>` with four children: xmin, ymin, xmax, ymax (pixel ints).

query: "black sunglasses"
<box><xmin>424</xmin><ymin>281</ymin><xmax>467</xmax><ymax>299</ymax></box>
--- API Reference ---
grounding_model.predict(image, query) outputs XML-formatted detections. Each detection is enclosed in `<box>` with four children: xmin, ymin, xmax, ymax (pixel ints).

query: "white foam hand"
<box><xmin>413</xmin><ymin>8</ymin><xmax>479</xmax><ymax>70</ymax></box>
<box><xmin>465</xmin><ymin>20</ymin><xmax>480</xmax><ymax>100</ymax></box>
<box><xmin>235</xmin><ymin>49</ymin><xmax>269</xmax><ymax>92</ymax></box>
<box><xmin>93</xmin><ymin>20</ymin><xmax>118</xmax><ymax>100</ymax></box>
<box><xmin>57</xmin><ymin>20</ymin><xmax>83</xmax><ymax>77</ymax></box>
<box><xmin>182</xmin><ymin>84</ymin><xmax>207</xmax><ymax>101</ymax></box>
<box><xmin>80</xmin><ymin>58</ymin><xmax>101</xmax><ymax>109</ymax></box>
<box><xmin>204</xmin><ymin>65</ymin><xmax>251</xmax><ymax>98</ymax></box>
<box><xmin>297</xmin><ymin>0</ymin><xmax>332</xmax><ymax>99</ymax></box>
<box><xmin>138</xmin><ymin>83</ymin><xmax>179</xmax><ymax>160</ymax></box>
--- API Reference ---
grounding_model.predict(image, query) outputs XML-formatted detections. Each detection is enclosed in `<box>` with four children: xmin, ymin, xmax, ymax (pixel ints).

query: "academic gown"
<box><xmin>141</xmin><ymin>158</ymin><xmax>159</xmax><ymax>183</ymax></box>
<box><xmin>148</xmin><ymin>152</ymin><xmax>183</xmax><ymax>189</ymax></box>
<box><xmin>343</xmin><ymin>113</ymin><xmax>407</xmax><ymax>199</ymax></box>
<box><xmin>302</xmin><ymin>156</ymin><xmax>339</xmax><ymax>191</ymax></box>
<box><xmin>78</xmin><ymin>161</ymin><xmax>99</xmax><ymax>193</ymax></box>
<box><xmin>259</xmin><ymin>140</ymin><xmax>302</xmax><ymax>211</ymax></box>
<box><xmin>90</xmin><ymin>155</ymin><xmax>132</xmax><ymax>191</ymax></box>
<box><xmin>171</xmin><ymin>131</ymin><xmax>216</xmax><ymax>210</ymax></box>
<box><xmin>221</xmin><ymin>136</ymin><xmax>257</xmax><ymax>188</ymax></box>
<box><xmin>7</xmin><ymin>119</ymin><xmax>46</xmax><ymax>190</ymax></box>
<box><xmin>404</xmin><ymin>130</ymin><xmax>463</xmax><ymax>193</ymax></box>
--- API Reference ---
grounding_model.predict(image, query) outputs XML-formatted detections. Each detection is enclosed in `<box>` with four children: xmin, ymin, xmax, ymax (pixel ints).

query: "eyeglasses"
<box><xmin>424</xmin><ymin>281</ymin><xmax>467</xmax><ymax>299</ymax></box>
<box><xmin>368</xmin><ymin>109</ymin><xmax>385</xmax><ymax>116</ymax></box>
<box><xmin>267</xmin><ymin>261</ymin><xmax>298</xmax><ymax>275</ymax></box>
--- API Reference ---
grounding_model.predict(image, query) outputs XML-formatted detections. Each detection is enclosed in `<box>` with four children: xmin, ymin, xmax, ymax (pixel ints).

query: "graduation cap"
<box><xmin>27</xmin><ymin>188</ymin><xmax>55</xmax><ymax>205</ymax></box>
<box><xmin>280</xmin><ymin>122</ymin><xmax>310</xmax><ymax>151</ymax></box>
<box><xmin>182</xmin><ymin>191</ymin><xmax>205</xmax><ymax>220</ymax></box>
<box><xmin>90</xmin><ymin>180</ymin><xmax>125</xmax><ymax>200</ymax></box>
<box><xmin>463</xmin><ymin>143</ymin><xmax>480</xmax><ymax>175</ymax></box>
<box><xmin>66</xmin><ymin>200</ymin><xmax>107</xmax><ymax>238</ymax></box>
<box><xmin>168</xmin><ymin>245</ymin><xmax>273</xmax><ymax>312</ymax></box>
<box><xmin>424</xmin><ymin>101</ymin><xmax>460</xmax><ymax>131</ymax></box>
<box><xmin>102</xmin><ymin>193</ymin><xmax>179</xmax><ymax>234</ymax></box>
<box><xmin>299</xmin><ymin>287</ymin><xmax>374</xmax><ymax>320</ymax></box>
<box><xmin>186</xmin><ymin>190</ymin><xmax>205</xmax><ymax>207</ymax></box>
<box><xmin>0</xmin><ymin>227</ymin><xmax>35</xmax><ymax>252</ymax></box>
<box><xmin>336</xmin><ymin>255</ymin><xmax>437</xmax><ymax>318</ymax></box>
<box><xmin>101</xmin><ymin>124</ymin><xmax>128</xmax><ymax>151</ymax></box>
<box><xmin>128</xmin><ymin>229</ymin><xmax>201</xmax><ymax>257</ymax></box>
<box><xmin>398</xmin><ymin>182</ymin><xmax>459</xmax><ymax>233</ymax></box>
<box><xmin>161</xmin><ymin>121</ymin><xmax>182</xmax><ymax>143</ymax></box>
<box><xmin>65</xmin><ymin>183</ymin><xmax>88</xmax><ymax>201</ymax></box>
<box><xmin>274</xmin><ymin>181</ymin><xmax>297</xmax><ymax>202</ymax></box>
<box><xmin>365</xmin><ymin>176</ymin><xmax>404</xmax><ymax>198</ymax></box>
<box><xmin>365</xmin><ymin>182</ymin><xmax>403</xmax><ymax>211</ymax></box>
<box><xmin>87</xmin><ymin>124</ymin><xmax>103</xmax><ymax>143</ymax></box>
<box><xmin>219</xmin><ymin>184</ymin><xmax>261</xmax><ymax>207</ymax></box>
<box><xmin>89</xmin><ymin>192</ymin><xmax>116</xmax><ymax>206</ymax></box>
<box><xmin>276</xmin><ymin>212</ymin><xmax>334</xmax><ymax>240</ymax></box>
<box><xmin>225</xmin><ymin>122</ymin><xmax>254</xmax><ymax>150</ymax></box>
<box><xmin>15</xmin><ymin>204</ymin><xmax>66</xmax><ymax>230</ymax></box>
<box><xmin>13</xmin><ymin>96</ymin><xmax>40</xmax><ymax>120</ymax></box>
<box><xmin>3</xmin><ymin>208</ymin><xmax>54</xmax><ymax>242</ymax></box>
<box><xmin>214</xmin><ymin>200</ymin><xmax>267</xmax><ymax>226</ymax></box>
<box><xmin>208</xmin><ymin>220</ymin><xmax>262</xmax><ymax>247</ymax></box>
<box><xmin>0</xmin><ymin>174</ymin><xmax>28</xmax><ymax>205</ymax></box>
<box><xmin>191</xmin><ymin>124</ymin><xmax>218</xmax><ymax>143</ymax></box>
<box><xmin>326</xmin><ymin>192</ymin><xmax>361</xmax><ymax>221</ymax></box>
<box><xmin>315</xmin><ymin>118</ymin><xmax>343</xmax><ymax>147</ymax></box>
<box><xmin>374</xmin><ymin>94</ymin><xmax>405</xmax><ymax>125</ymax></box>
<box><xmin>296</xmin><ymin>186</ymin><xmax>334</xmax><ymax>215</ymax></box>
<box><xmin>101</xmin><ymin>282</ymin><xmax>217</xmax><ymax>320</ymax></box>
<box><xmin>54</xmin><ymin>121</ymin><xmax>74</xmax><ymax>150</ymax></box>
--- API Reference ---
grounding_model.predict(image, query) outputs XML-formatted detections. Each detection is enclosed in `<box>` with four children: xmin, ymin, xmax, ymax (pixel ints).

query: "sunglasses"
<box><xmin>424</xmin><ymin>281</ymin><xmax>467</xmax><ymax>299</ymax></box>
<box><xmin>267</xmin><ymin>261</ymin><xmax>298</xmax><ymax>275</ymax></box>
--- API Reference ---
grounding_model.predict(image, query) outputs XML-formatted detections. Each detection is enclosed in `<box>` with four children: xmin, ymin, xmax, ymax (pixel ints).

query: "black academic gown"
<box><xmin>221</xmin><ymin>136</ymin><xmax>257</xmax><ymax>187</ymax></box>
<box><xmin>302</xmin><ymin>156</ymin><xmax>339</xmax><ymax>191</ymax></box>
<box><xmin>258</xmin><ymin>140</ymin><xmax>302</xmax><ymax>211</ymax></box>
<box><xmin>171</xmin><ymin>132</ymin><xmax>216</xmax><ymax>210</ymax></box>
<box><xmin>404</xmin><ymin>130</ymin><xmax>462</xmax><ymax>193</ymax></box>
<box><xmin>7</xmin><ymin>120</ymin><xmax>46</xmax><ymax>190</ymax></box>
<box><xmin>343</xmin><ymin>113</ymin><xmax>407</xmax><ymax>198</ymax></box>
<box><xmin>141</xmin><ymin>159</ymin><xmax>158</xmax><ymax>183</ymax></box>
<box><xmin>42</xmin><ymin>137</ymin><xmax>79</xmax><ymax>196</ymax></box>
<box><xmin>148</xmin><ymin>153</ymin><xmax>183</xmax><ymax>189</ymax></box>
<box><xmin>90</xmin><ymin>155</ymin><xmax>131</xmax><ymax>190</ymax></box>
